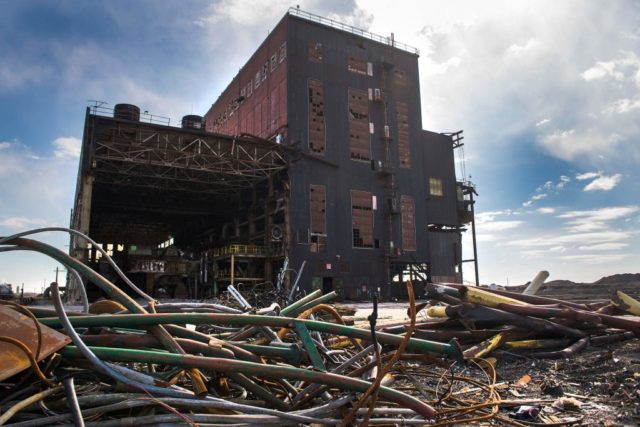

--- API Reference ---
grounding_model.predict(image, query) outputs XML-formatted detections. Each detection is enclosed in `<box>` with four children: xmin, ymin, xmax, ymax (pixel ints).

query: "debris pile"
<box><xmin>0</xmin><ymin>230</ymin><xmax>638</xmax><ymax>425</ymax></box>
<box><xmin>410</xmin><ymin>283</ymin><xmax>639</xmax><ymax>361</ymax></box>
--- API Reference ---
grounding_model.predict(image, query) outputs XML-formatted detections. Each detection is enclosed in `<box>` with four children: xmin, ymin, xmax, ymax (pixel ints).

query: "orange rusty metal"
<box><xmin>0</xmin><ymin>305</ymin><xmax>70</xmax><ymax>381</ymax></box>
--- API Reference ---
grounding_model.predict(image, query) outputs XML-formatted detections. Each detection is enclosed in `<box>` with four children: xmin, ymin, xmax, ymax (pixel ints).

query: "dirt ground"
<box><xmin>341</xmin><ymin>301</ymin><xmax>640</xmax><ymax>426</ymax></box>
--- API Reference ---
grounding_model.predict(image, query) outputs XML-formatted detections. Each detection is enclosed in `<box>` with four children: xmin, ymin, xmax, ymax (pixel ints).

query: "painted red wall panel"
<box><xmin>204</xmin><ymin>18</ymin><xmax>288</xmax><ymax>140</ymax></box>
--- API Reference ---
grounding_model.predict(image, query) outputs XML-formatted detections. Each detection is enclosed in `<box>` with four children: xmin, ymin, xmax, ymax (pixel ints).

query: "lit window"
<box><xmin>429</xmin><ymin>178</ymin><xmax>443</xmax><ymax>196</ymax></box>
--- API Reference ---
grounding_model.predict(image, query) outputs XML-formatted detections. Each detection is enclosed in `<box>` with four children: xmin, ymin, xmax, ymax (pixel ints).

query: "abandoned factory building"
<box><xmin>71</xmin><ymin>8</ymin><xmax>475</xmax><ymax>301</ymax></box>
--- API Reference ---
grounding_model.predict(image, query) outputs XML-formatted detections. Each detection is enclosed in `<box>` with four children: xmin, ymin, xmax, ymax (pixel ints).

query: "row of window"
<box><xmin>308</xmin><ymin>80</ymin><xmax>412</xmax><ymax>165</ymax></box>
<box><xmin>307</xmin><ymin>41</ymin><xmax>408</xmax><ymax>86</ymax></box>
<box><xmin>307</xmin><ymin>187</ymin><xmax>418</xmax><ymax>252</ymax></box>
<box><xmin>239</xmin><ymin>42</ymin><xmax>287</xmax><ymax>99</ymax></box>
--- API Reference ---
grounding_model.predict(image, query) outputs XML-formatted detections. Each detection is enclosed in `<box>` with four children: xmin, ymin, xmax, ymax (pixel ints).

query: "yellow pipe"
<box><xmin>504</xmin><ymin>338</ymin><xmax>573</xmax><ymax>350</ymax></box>
<box><xmin>462</xmin><ymin>286</ymin><xmax>529</xmax><ymax>308</ymax></box>
<box><xmin>612</xmin><ymin>290</ymin><xmax>640</xmax><ymax>316</ymax></box>
<box><xmin>426</xmin><ymin>306</ymin><xmax>448</xmax><ymax>318</ymax></box>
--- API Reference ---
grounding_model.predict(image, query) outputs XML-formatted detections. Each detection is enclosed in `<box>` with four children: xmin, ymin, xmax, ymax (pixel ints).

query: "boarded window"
<box><xmin>348</xmin><ymin>88</ymin><xmax>370</xmax><ymax>161</ymax></box>
<box><xmin>310</xmin><ymin>185</ymin><xmax>327</xmax><ymax>253</ymax></box>
<box><xmin>309</xmin><ymin>42</ymin><xmax>323</xmax><ymax>63</ymax></box>
<box><xmin>310</xmin><ymin>185</ymin><xmax>326</xmax><ymax>234</ymax></box>
<box><xmin>393</xmin><ymin>69</ymin><xmax>407</xmax><ymax>86</ymax></box>
<box><xmin>429</xmin><ymin>178</ymin><xmax>443</xmax><ymax>196</ymax></box>
<box><xmin>279</xmin><ymin>42</ymin><xmax>287</xmax><ymax>63</ymax></box>
<box><xmin>401</xmin><ymin>196</ymin><xmax>416</xmax><ymax>251</ymax></box>
<box><xmin>397</xmin><ymin>101</ymin><xmax>410</xmax><ymax>168</ymax></box>
<box><xmin>351</xmin><ymin>190</ymin><xmax>374</xmax><ymax>248</ymax></box>
<box><xmin>348</xmin><ymin>56</ymin><xmax>368</xmax><ymax>75</ymax></box>
<box><xmin>308</xmin><ymin>79</ymin><xmax>325</xmax><ymax>154</ymax></box>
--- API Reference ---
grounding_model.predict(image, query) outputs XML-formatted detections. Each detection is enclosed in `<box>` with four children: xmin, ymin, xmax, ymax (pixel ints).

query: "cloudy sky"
<box><xmin>1</xmin><ymin>0</ymin><xmax>639</xmax><ymax>291</ymax></box>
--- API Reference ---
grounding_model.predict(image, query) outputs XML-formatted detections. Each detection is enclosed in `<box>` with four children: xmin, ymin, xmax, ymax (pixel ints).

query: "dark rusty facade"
<box><xmin>72</xmin><ymin>9</ymin><xmax>474</xmax><ymax>300</ymax></box>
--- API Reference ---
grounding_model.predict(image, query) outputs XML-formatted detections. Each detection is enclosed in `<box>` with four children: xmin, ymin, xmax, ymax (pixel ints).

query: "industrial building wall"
<box><xmin>422</xmin><ymin>130</ymin><xmax>458</xmax><ymax>226</ymax></box>
<box><xmin>285</xmin><ymin>16</ymin><xmax>433</xmax><ymax>299</ymax></box>
<box><xmin>204</xmin><ymin>17</ymin><xmax>288</xmax><ymax>139</ymax></box>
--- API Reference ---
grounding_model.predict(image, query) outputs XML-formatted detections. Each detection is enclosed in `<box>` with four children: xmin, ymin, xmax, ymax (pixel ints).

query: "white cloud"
<box><xmin>559</xmin><ymin>254</ymin><xmax>627</xmax><ymax>264</ymax></box>
<box><xmin>581</xmin><ymin>60</ymin><xmax>624</xmax><ymax>81</ymax></box>
<box><xmin>535</xmin><ymin>118</ymin><xmax>550</xmax><ymax>127</ymax></box>
<box><xmin>0</xmin><ymin>142</ymin><xmax>11</xmax><ymax>150</ymax></box>
<box><xmin>504</xmin><ymin>38</ymin><xmax>539</xmax><ymax>58</ymax></box>
<box><xmin>538</xmin><ymin>129</ymin><xmax>622</xmax><ymax>162</ymax></box>
<box><xmin>557</xmin><ymin>206</ymin><xmax>639</xmax><ymax>223</ymax></box>
<box><xmin>509</xmin><ymin>230</ymin><xmax>633</xmax><ymax>249</ymax></box>
<box><xmin>478</xmin><ymin>220</ymin><xmax>523</xmax><ymax>232</ymax></box>
<box><xmin>475</xmin><ymin>210</ymin><xmax>513</xmax><ymax>223</ymax></box>
<box><xmin>53</xmin><ymin>137</ymin><xmax>81</xmax><ymax>158</ymax></box>
<box><xmin>576</xmin><ymin>171</ymin><xmax>600</xmax><ymax>180</ymax></box>
<box><xmin>578</xmin><ymin>242</ymin><xmax>629</xmax><ymax>251</ymax></box>
<box><xmin>523</xmin><ymin>193</ymin><xmax>547</xmax><ymax>207</ymax></box>
<box><xmin>559</xmin><ymin>205</ymin><xmax>638</xmax><ymax>233</ymax></box>
<box><xmin>603</xmin><ymin>97</ymin><xmax>640</xmax><ymax>114</ymax></box>
<box><xmin>583</xmin><ymin>173</ymin><xmax>622</xmax><ymax>191</ymax></box>
<box><xmin>537</xmin><ymin>207</ymin><xmax>555</xmax><ymax>214</ymax></box>
<box><xmin>557</xmin><ymin>175</ymin><xmax>570</xmax><ymax>189</ymax></box>
<box><xmin>0</xmin><ymin>216</ymin><xmax>49</xmax><ymax>230</ymax></box>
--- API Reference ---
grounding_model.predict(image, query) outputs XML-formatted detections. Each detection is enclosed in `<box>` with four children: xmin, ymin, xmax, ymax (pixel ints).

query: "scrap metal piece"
<box><xmin>0</xmin><ymin>305</ymin><xmax>70</xmax><ymax>381</ymax></box>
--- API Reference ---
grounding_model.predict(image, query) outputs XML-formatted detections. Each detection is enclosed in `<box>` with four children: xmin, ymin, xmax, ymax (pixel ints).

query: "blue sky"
<box><xmin>1</xmin><ymin>0</ymin><xmax>639</xmax><ymax>291</ymax></box>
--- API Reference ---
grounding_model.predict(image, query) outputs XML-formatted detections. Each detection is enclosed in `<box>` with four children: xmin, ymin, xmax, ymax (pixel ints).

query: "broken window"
<box><xmin>397</xmin><ymin>101</ymin><xmax>410</xmax><ymax>168</ymax></box>
<box><xmin>348</xmin><ymin>56</ymin><xmax>368</xmax><ymax>75</ymax></box>
<box><xmin>279</xmin><ymin>42</ymin><xmax>287</xmax><ymax>63</ymax></box>
<box><xmin>310</xmin><ymin>185</ymin><xmax>326</xmax><ymax>253</ymax></box>
<box><xmin>308</xmin><ymin>79</ymin><xmax>325</xmax><ymax>154</ymax></box>
<box><xmin>309</xmin><ymin>42</ymin><xmax>323</xmax><ymax>63</ymax></box>
<box><xmin>429</xmin><ymin>177</ymin><xmax>443</xmax><ymax>196</ymax></box>
<box><xmin>351</xmin><ymin>190</ymin><xmax>374</xmax><ymax>248</ymax></box>
<box><xmin>247</xmin><ymin>81</ymin><xmax>252</xmax><ymax>97</ymax></box>
<box><xmin>348</xmin><ymin>88</ymin><xmax>370</xmax><ymax>161</ymax></box>
<box><xmin>254</xmin><ymin>71</ymin><xmax>261</xmax><ymax>89</ymax></box>
<box><xmin>401</xmin><ymin>195</ymin><xmax>416</xmax><ymax>251</ymax></box>
<box><xmin>270</xmin><ymin>53</ymin><xmax>277</xmax><ymax>71</ymax></box>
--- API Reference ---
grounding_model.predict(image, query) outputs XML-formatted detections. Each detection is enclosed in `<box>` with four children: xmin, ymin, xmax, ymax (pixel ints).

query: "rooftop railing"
<box><xmin>288</xmin><ymin>8</ymin><xmax>419</xmax><ymax>55</ymax></box>
<box><xmin>88</xmin><ymin>103</ymin><xmax>171</xmax><ymax>126</ymax></box>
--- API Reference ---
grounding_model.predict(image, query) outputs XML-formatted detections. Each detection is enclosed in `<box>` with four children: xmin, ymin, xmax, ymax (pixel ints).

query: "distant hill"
<box><xmin>594</xmin><ymin>273</ymin><xmax>640</xmax><ymax>285</ymax></box>
<box><xmin>530</xmin><ymin>273</ymin><xmax>640</xmax><ymax>303</ymax></box>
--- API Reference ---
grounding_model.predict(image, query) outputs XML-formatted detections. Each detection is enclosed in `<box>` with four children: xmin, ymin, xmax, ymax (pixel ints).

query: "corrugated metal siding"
<box><xmin>428</xmin><ymin>231</ymin><xmax>460</xmax><ymax>276</ymax></box>
<box><xmin>422</xmin><ymin>131</ymin><xmax>458</xmax><ymax>226</ymax></box>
